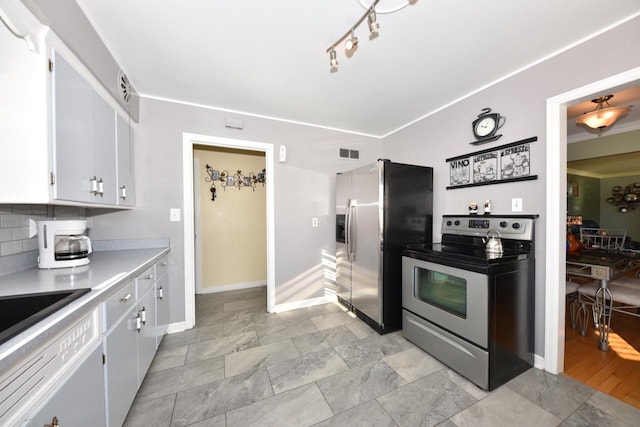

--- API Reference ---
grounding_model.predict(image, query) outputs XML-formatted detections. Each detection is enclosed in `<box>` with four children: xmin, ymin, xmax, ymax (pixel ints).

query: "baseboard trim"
<box><xmin>198</xmin><ymin>281</ymin><xmax>266</xmax><ymax>294</ymax></box>
<box><xmin>274</xmin><ymin>295</ymin><xmax>337</xmax><ymax>313</ymax></box>
<box><xmin>166</xmin><ymin>321</ymin><xmax>187</xmax><ymax>334</ymax></box>
<box><xmin>534</xmin><ymin>354</ymin><xmax>545</xmax><ymax>370</ymax></box>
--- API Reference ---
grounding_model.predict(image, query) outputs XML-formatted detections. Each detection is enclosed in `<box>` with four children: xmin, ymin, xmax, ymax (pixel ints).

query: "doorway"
<box><xmin>544</xmin><ymin>66</ymin><xmax>640</xmax><ymax>374</ymax></box>
<box><xmin>194</xmin><ymin>146</ymin><xmax>267</xmax><ymax>294</ymax></box>
<box><xmin>182</xmin><ymin>133</ymin><xmax>275</xmax><ymax>330</ymax></box>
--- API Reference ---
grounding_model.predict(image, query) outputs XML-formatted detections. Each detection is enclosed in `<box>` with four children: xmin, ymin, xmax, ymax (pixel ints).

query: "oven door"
<box><xmin>402</xmin><ymin>256</ymin><xmax>488</xmax><ymax>348</ymax></box>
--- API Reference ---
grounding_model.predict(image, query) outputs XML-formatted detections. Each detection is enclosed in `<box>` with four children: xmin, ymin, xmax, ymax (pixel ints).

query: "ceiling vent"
<box><xmin>117</xmin><ymin>69</ymin><xmax>132</xmax><ymax>105</ymax></box>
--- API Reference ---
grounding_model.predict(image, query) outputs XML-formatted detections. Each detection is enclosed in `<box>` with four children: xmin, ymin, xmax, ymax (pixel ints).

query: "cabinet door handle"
<box><xmin>90</xmin><ymin>176</ymin><xmax>98</xmax><ymax>194</ymax></box>
<box><xmin>158</xmin><ymin>286</ymin><xmax>163</xmax><ymax>300</ymax></box>
<box><xmin>120</xmin><ymin>185</ymin><xmax>127</xmax><ymax>200</ymax></box>
<box><xmin>97</xmin><ymin>178</ymin><xmax>104</xmax><ymax>197</ymax></box>
<box><xmin>144</xmin><ymin>274</ymin><xmax>154</xmax><ymax>280</ymax></box>
<box><xmin>119</xmin><ymin>293</ymin><xmax>132</xmax><ymax>302</ymax></box>
<box><xmin>135</xmin><ymin>313</ymin><xmax>141</xmax><ymax>332</ymax></box>
<box><xmin>140</xmin><ymin>306</ymin><xmax>147</xmax><ymax>325</ymax></box>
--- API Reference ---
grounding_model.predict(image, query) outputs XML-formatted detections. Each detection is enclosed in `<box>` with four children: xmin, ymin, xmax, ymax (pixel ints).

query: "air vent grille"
<box><xmin>117</xmin><ymin>69</ymin><xmax>131</xmax><ymax>105</ymax></box>
<box><xmin>339</xmin><ymin>149</ymin><xmax>359</xmax><ymax>159</ymax></box>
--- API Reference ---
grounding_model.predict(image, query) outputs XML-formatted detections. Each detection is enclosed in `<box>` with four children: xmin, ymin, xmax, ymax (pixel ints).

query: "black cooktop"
<box><xmin>404</xmin><ymin>242</ymin><xmax>531</xmax><ymax>267</ymax></box>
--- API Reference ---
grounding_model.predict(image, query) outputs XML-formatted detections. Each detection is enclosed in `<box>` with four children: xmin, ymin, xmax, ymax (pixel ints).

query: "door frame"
<box><xmin>544</xmin><ymin>66</ymin><xmax>640</xmax><ymax>374</ymax></box>
<box><xmin>182</xmin><ymin>133</ymin><xmax>275</xmax><ymax>329</ymax></box>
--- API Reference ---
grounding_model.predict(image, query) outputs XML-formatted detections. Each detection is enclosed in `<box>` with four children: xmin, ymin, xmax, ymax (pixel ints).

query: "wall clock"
<box><xmin>471</xmin><ymin>108</ymin><xmax>506</xmax><ymax>145</ymax></box>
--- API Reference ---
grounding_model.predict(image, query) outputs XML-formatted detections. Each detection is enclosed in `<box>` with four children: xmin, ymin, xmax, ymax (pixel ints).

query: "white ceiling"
<box><xmin>74</xmin><ymin>0</ymin><xmax>640</xmax><ymax>138</ymax></box>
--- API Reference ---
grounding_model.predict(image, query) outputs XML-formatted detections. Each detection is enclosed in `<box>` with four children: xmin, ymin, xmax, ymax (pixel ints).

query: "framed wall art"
<box><xmin>446</xmin><ymin>136</ymin><xmax>538</xmax><ymax>190</ymax></box>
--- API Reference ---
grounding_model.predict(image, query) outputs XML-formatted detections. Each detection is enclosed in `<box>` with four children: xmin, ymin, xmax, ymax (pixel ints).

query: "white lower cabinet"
<box><xmin>136</xmin><ymin>282</ymin><xmax>157</xmax><ymax>386</ymax></box>
<box><xmin>27</xmin><ymin>344</ymin><xmax>106</xmax><ymax>427</ymax></box>
<box><xmin>103</xmin><ymin>261</ymin><xmax>167</xmax><ymax>427</ymax></box>
<box><xmin>104</xmin><ymin>303</ymin><xmax>138</xmax><ymax>427</ymax></box>
<box><xmin>155</xmin><ymin>257</ymin><xmax>169</xmax><ymax>348</ymax></box>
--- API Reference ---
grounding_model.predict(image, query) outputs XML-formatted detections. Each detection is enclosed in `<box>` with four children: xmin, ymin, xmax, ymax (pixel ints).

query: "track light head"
<box><xmin>329</xmin><ymin>49</ymin><xmax>338</xmax><ymax>72</ymax></box>
<box><xmin>368</xmin><ymin>9</ymin><xmax>379</xmax><ymax>34</ymax></box>
<box><xmin>345</xmin><ymin>29</ymin><xmax>359</xmax><ymax>51</ymax></box>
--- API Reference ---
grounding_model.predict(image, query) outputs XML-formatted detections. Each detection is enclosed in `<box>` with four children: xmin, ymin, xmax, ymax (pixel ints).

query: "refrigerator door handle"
<box><xmin>345</xmin><ymin>199</ymin><xmax>351</xmax><ymax>256</ymax></box>
<box><xmin>349</xmin><ymin>200</ymin><xmax>357</xmax><ymax>261</ymax></box>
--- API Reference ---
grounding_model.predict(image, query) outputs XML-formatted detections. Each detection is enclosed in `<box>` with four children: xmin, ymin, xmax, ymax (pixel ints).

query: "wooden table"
<box><xmin>566</xmin><ymin>250</ymin><xmax>639</xmax><ymax>351</ymax></box>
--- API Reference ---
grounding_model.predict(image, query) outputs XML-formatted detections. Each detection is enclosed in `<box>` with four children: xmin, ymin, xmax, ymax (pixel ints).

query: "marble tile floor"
<box><xmin>123</xmin><ymin>287</ymin><xmax>640</xmax><ymax>426</ymax></box>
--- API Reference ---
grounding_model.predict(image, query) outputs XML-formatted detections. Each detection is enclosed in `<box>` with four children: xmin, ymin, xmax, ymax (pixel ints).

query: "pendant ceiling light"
<box><xmin>575</xmin><ymin>95</ymin><xmax>632</xmax><ymax>130</ymax></box>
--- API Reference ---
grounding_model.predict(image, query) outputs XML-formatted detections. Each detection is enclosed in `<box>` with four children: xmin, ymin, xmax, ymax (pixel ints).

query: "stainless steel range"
<box><xmin>402</xmin><ymin>215</ymin><xmax>537</xmax><ymax>391</ymax></box>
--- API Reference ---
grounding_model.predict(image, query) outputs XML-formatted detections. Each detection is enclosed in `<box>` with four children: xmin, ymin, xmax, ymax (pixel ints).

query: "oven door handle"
<box><xmin>348</xmin><ymin>200</ymin><xmax>357</xmax><ymax>261</ymax></box>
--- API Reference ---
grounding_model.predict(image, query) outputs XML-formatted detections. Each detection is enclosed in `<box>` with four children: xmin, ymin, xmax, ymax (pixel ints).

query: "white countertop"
<box><xmin>0</xmin><ymin>247</ymin><xmax>170</xmax><ymax>370</ymax></box>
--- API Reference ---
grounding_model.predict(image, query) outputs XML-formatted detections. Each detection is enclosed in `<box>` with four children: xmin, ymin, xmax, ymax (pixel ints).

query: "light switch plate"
<box><xmin>512</xmin><ymin>198</ymin><xmax>523</xmax><ymax>212</ymax></box>
<box><xmin>170</xmin><ymin>208</ymin><xmax>181</xmax><ymax>222</ymax></box>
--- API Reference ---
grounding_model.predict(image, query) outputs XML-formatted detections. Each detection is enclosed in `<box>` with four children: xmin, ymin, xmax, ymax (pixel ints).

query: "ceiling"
<box><xmin>74</xmin><ymin>0</ymin><xmax>640</xmax><ymax>138</ymax></box>
<box><xmin>568</xmin><ymin>151</ymin><xmax>640</xmax><ymax>178</ymax></box>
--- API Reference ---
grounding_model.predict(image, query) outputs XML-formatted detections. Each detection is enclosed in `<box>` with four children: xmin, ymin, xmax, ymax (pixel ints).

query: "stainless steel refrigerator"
<box><xmin>336</xmin><ymin>160</ymin><xmax>433</xmax><ymax>334</ymax></box>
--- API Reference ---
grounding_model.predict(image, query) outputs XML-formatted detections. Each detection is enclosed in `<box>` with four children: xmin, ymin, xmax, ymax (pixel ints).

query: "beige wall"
<box><xmin>194</xmin><ymin>146</ymin><xmax>266</xmax><ymax>291</ymax></box>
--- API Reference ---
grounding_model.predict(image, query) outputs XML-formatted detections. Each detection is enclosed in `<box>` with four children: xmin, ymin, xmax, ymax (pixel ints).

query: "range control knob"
<box><xmin>446</xmin><ymin>220</ymin><xmax>452</xmax><ymax>226</ymax></box>
<box><xmin>499</xmin><ymin>221</ymin><xmax>508</xmax><ymax>228</ymax></box>
<box><xmin>512</xmin><ymin>222</ymin><xmax>521</xmax><ymax>229</ymax></box>
<box><xmin>454</xmin><ymin>220</ymin><xmax>460</xmax><ymax>226</ymax></box>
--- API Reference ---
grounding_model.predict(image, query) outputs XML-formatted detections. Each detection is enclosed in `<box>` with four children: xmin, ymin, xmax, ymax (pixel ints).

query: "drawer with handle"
<box><xmin>155</xmin><ymin>256</ymin><xmax>168</xmax><ymax>279</ymax></box>
<box><xmin>136</xmin><ymin>266</ymin><xmax>155</xmax><ymax>298</ymax></box>
<box><xmin>103</xmin><ymin>281</ymin><xmax>135</xmax><ymax>332</ymax></box>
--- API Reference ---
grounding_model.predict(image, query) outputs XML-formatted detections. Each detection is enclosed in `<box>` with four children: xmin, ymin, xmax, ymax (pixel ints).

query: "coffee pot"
<box><xmin>37</xmin><ymin>220</ymin><xmax>92</xmax><ymax>269</ymax></box>
<box><xmin>484</xmin><ymin>229</ymin><xmax>503</xmax><ymax>258</ymax></box>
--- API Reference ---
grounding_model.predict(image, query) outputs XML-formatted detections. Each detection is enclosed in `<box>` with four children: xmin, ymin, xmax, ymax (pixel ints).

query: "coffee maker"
<box><xmin>37</xmin><ymin>220</ymin><xmax>92</xmax><ymax>269</ymax></box>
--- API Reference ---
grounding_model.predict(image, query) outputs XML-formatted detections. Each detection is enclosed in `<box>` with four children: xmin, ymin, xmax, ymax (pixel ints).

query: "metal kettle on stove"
<box><xmin>484</xmin><ymin>229</ymin><xmax>503</xmax><ymax>257</ymax></box>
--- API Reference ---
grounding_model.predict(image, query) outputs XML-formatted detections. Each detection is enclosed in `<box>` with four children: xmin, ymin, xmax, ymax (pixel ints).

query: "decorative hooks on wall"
<box><xmin>205</xmin><ymin>164</ymin><xmax>265</xmax><ymax>201</ymax></box>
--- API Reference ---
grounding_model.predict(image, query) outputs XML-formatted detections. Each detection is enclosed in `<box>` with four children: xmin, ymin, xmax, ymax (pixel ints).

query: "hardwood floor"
<box><xmin>564</xmin><ymin>300</ymin><xmax>640</xmax><ymax>409</ymax></box>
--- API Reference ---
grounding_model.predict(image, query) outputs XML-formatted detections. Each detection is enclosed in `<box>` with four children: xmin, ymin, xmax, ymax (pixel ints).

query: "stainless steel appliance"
<box><xmin>402</xmin><ymin>215</ymin><xmax>537</xmax><ymax>390</ymax></box>
<box><xmin>336</xmin><ymin>160</ymin><xmax>433</xmax><ymax>334</ymax></box>
<box><xmin>37</xmin><ymin>220</ymin><xmax>92</xmax><ymax>269</ymax></box>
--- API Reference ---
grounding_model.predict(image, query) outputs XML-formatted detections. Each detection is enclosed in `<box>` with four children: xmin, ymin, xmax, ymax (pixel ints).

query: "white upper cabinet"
<box><xmin>0</xmin><ymin>2</ymin><xmax>134</xmax><ymax>207</ymax></box>
<box><xmin>51</xmin><ymin>50</ymin><xmax>117</xmax><ymax>205</ymax></box>
<box><xmin>0</xmin><ymin>1</ymin><xmax>50</xmax><ymax>203</ymax></box>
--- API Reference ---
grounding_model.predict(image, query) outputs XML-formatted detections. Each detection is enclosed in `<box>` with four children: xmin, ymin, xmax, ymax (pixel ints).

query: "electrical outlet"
<box><xmin>312</xmin><ymin>218</ymin><xmax>318</xmax><ymax>227</ymax></box>
<box><xmin>512</xmin><ymin>198</ymin><xmax>523</xmax><ymax>212</ymax></box>
<box><xmin>170</xmin><ymin>208</ymin><xmax>181</xmax><ymax>222</ymax></box>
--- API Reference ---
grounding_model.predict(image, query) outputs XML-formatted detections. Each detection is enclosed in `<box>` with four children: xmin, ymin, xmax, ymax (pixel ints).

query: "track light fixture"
<box><xmin>329</xmin><ymin>49</ymin><xmax>339</xmax><ymax>72</ymax></box>
<box><xmin>325</xmin><ymin>0</ymin><xmax>381</xmax><ymax>72</ymax></box>
<box><xmin>345</xmin><ymin>28</ymin><xmax>359</xmax><ymax>51</ymax></box>
<box><xmin>368</xmin><ymin>9</ymin><xmax>379</xmax><ymax>34</ymax></box>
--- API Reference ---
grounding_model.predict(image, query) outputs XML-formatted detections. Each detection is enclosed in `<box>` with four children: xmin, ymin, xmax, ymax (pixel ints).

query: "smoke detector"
<box><xmin>117</xmin><ymin>69</ymin><xmax>132</xmax><ymax>105</ymax></box>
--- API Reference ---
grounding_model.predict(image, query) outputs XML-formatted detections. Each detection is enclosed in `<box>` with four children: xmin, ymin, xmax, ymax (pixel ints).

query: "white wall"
<box><xmin>89</xmin><ymin>99</ymin><xmax>380</xmax><ymax>323</ymax></box>
<box><xmin>381</xmin><ymin>15</ymin><xmax>640</xmax><ymax>356</ymax></box>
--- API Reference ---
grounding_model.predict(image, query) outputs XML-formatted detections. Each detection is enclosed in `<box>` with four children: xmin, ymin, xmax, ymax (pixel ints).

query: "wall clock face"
<box><xmin>474</xmin><ymin>116</ymin><xmax>497</xmax><ymax>138</ymax></box>
<box><xmin>471</xmin><ymin>108</ymin><xmax>505</xmax><ymax>144</ymax></box>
